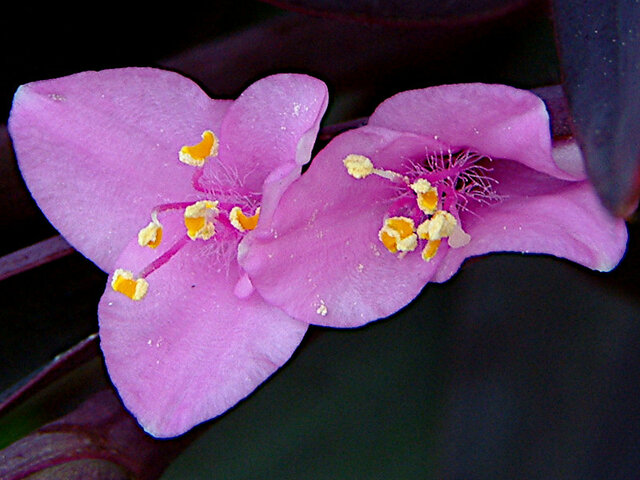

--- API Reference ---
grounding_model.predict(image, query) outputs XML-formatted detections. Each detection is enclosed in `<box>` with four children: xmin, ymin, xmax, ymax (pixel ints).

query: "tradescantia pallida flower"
<box><xmin>8</xmin><ymin>68</ymin><xmax>328</xmax><ymax>437</ymax></box>
<box><xmin>238</xmin><ymin>83</ymin><xmax>628</xmax><ymax>328</ymax></box>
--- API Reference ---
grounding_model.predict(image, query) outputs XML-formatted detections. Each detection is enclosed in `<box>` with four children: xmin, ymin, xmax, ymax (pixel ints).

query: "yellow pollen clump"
<box><xmin>111</xmin><ymin>269</ymin><xmax>148</xmax><ymax>300</ymax></box>
<box><xmin>422</xmin><ymin>239</ymin><xmax>441</xmax><ymax>261</ymax></box>
<box><xmin>229</xmin><ymin>206</ymin><xmax>260</xmax><ymax>232</ymax></box>
<box><xmin>378</xmin><ymin>216</ymin><xmax>418</xmax><ymax>254</ymax></box>
<box><xmin>410</xmin><ymin>179</ymin><xmax>439</xmax><ymax>214</ymax></box>
<box><xmin>138</xmin><ymin>221</ymin><xmax>163</xmax><ymax>248</ymax></box>
<box><xmin>184</xmin><ymin>200</ymin><xmax>219</xmax><ymax>240</ymax></box>
<box><xmin>417</xmin><ymin>210</ymin><xmax>457</xmax><ymax>240</ymax></box>
<box><xmin>410</xmin><ymin>178</ymin><xmax>432</xmax><ymax>193</ymax></box>
<box><xmin>179</xmin><ymin>130</ymin><xmax>219</xmax><ymax>167</ymax></box>
<box><xmin>416</xmin><ymin>211</ymin><xmax>459</xmax><ymax>262</ymax></box>
<box><xmin>343</xmin><ymin>154</ymin><xmax>374</xmax><ymax>179</ymax></box>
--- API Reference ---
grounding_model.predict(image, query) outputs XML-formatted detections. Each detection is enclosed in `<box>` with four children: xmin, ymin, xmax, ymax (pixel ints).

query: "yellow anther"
<box><xmin>343</xmin><ymin>154</ymin><xmax>374</xmax><ymax>179</ymax></box>
<box><xmin>184</xmin><ymin>200</ymin><xmax>219</xmax><ymax>240</ymax></box>
<box><xmin>344</xmin><ymin>152</ymin><xmax>409</xmax><ymax>183</ymax></box>
<box><xmin>229</xmin><ymin>206</ymin><xmax>260</xmax><ymax>232</ymax></box>
<box><xmin>111</xmin><ymin>269</ymin><xmax>148</xmax><ymax>300</ymax></box>
<box><xmin>410</xmin><ymin>179</ymin><xmax>439</xmax><ymax>214</ymax></box>
<box><xmin>179</xmin><ymin>130</ymin><xmax>219</xmax><ymax>167</ymax></box>
<box><xmin>138</xmin><ymin>221</ymin><xmax>163</xmax><ymax>248</ymax></box>
<box><xmin>421</xmin><ymin>239</ymin><xmax>441</xmax><ymax>261</ymax></box>
<box><xmin>410</xmin><ymin>178</ymin><xmax>433</xmax><ymax>194</ymax></box>
<box><xmin>378</xmin><ymin>216</ymin><xmax>417</xmax><ymax>254</ymax></box>
<box><xmin>418</xmin><ymin>190</ymin><xmax>439</xmax><ymax>214</ymax></box>
<box><xmin>417</xmin><ymin>210</ymin><xmax>457</xmax><ymax>240</ymax></box>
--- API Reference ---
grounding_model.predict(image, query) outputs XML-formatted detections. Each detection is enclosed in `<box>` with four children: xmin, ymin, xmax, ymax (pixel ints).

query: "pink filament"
<box><xmin>139</xmin><ymin>235</ymin><xmax>190</xmax><ymax>279</ymax></box>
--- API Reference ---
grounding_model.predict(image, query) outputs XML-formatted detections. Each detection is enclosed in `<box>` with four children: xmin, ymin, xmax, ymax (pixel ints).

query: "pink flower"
<box><xmin>8</xmin><ymin>68</ymin><xmax>328</xmax><ymax>437</ymax></box>
<box><xmin>239</xmin><ymin>83</ymin><xmax>628</xmax><ymax>328</ymax></box>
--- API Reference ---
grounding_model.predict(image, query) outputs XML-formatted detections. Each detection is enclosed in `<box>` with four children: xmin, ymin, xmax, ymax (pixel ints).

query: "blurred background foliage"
<box><xmin>0</xmin><ymin>0</ymin><xmax>639</xmax><ymax>478</ymax></box>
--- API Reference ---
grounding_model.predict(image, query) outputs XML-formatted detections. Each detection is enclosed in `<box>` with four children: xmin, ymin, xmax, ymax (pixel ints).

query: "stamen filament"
<box><xmin>372</xmin><ymin>168</ymin><xmax>408</xmax><ymax>183</ymax></box>
<box><xmin>152</xmin><ymin>202</ymin><xmax>198</xmax><ymax>217</ymax></box>
<box><xmin>138</xmin><ymin>235</ymin><xmax>191</xmax><ymax>279</ymax></box>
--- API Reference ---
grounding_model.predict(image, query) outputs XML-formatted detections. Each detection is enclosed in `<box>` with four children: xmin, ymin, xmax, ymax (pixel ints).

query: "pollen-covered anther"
<box><xmin>378</xmin><ymin>216</ymin><xmax>418</xmax><ymax>254</ymax></box>
<box><xmin>229</xmin><ymin>206</ymin><xmax>260</xmax><ymax>232</ymax></box>
<box><xmin>421</xmin><ymin>240</ymin><xmax>441</xmax><ymax>262</ymax></box>
<box><xmin>417</xmin><ymin>210</ymin><xmax>457</xmax><ymax>241</ymax></box>
<box><xmin>184</xmin><ymin>200</ymin><xmax>219</xmax><ymax>240</ymax></box>
<box><xmin>343</xmin><ymin>154</ymin><xmax>374</xmax><ymax>179</ymax></box>
<box><xmin>343</xmin><ymin>153</ymin><xmax>408</xmax><ymax>183</ymax></box>
<box><xmin>111</xmin><ymin>269</ymin><xmax>148</xmax><ymax>300</ymax></box>
<box><xmin>417</xmin><ymin>210</ymin><xmax>461</xmax><ymax>262</ymax></box>
<box><xmin>179</xmin><ymin>130</ymin><xmax>219</xmax><ymax>167</ymax></box>
<box><xmin>410</xmin><ymin>179</ymin><xmax>439</xmax><ymax>214</ymax></box>
<box><xmin>138</xmin><ymin>221</ymin><xmax>163</xmax><ymax>248</ymax></box>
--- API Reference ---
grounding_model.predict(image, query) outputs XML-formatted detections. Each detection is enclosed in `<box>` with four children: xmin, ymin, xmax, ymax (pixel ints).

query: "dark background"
<box><xmin>1</xmin><ymin>1</ymin><xmax>639</xmax><ymax>478</ymax></box>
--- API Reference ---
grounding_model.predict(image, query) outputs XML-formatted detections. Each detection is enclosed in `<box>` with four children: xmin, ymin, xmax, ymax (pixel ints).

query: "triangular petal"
<box><xmin>368</xmin><ymin>83</ymin><xmax>578</xmax><ymax>180</ymax></box>
<box><xmin>9</xmin><ymin>67</ymin><xmax>231</xmax><ymax>272</ymax></box>
<box><xmin>433</xmin><ymin>158</ymin><xmax>628</xmax><ymax>282</ymax></box>
<box><xmin>99</xmin><ymin>224</ymin><xmax>307</xmax><ymax>438</ymax></box>
<box><xmin>240</xmin><ymin>128</ymin><xmax>442</xmax><ymax>328</ymax></box>
<box><xmin>215</xmin><ymin>73</ymin><xmax>328</xmax><ymax>194</ymax></box>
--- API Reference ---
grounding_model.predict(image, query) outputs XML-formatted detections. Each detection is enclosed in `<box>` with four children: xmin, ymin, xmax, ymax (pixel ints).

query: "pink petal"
<box><xmin>432</xmin><ymin>158</ymin><xmax>628</xmax><ymax>282</ymax></box>
<box><xmin>216</xmin><ymin>73</ymin><xmax>329</xmax><ymax>195</ymax></box>
<box><xmin>242</xmin><ymin>123</ymin><xmax>628</xmax><ymax>328</ymax></box>
<box><xmin>9</xmin><ymin>67</ymin><xmax>231</xmax><ymax>272</ymax></box>
<box><xmin>240</xmin><ymin>127</ymin><xmax>443</xmax><ymax>328</ymax></box>
<box><xmin>368</xmin><ymin>83</ymin><xmax>579</xmax><ymax>180</ymax></box>
<box><xmin>99</xmin><ymin>216</ymin><xmax>307</xmax><ymax>437</ymax></box>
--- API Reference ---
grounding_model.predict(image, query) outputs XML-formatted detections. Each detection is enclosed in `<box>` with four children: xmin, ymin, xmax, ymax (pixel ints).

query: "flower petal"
<box><xmin>215</xmin><ymin>73</ymin><xmax>329</xmax><ymax>194</ymax></box>
<box><xmin>9</xmin><ymin>67</ymin><xmax>231</xmax><ymax>272</ymax></box>
<box><xmin>242</xmin><ymin>121</ymin><xmax>627</xmax><ymax>328</ymax></box>
<box><xmin>99</xmin><ymin>221</ymin><xmax>307</xmax><ymax>437</ymax></box>
<box><xmin>432</xmin><ymin>157</ymin><xmax>628</xmax><ymax>282</ymax></box>
<box><xmin>368</xmin><ymin>83</ymin><xmax>580</xmax><ymax>180</ymax></box>
<box><xmin>240</xmin><ymin>127</ymin><xmax>442</xmax><ymax>328</ymax></box>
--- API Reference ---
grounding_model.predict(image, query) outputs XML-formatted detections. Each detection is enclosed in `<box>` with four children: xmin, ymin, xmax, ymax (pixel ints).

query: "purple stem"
<box><xmin>0</xmin><ymin>236</ymin><xmax>74</xmax><ymax>282</ymax></box>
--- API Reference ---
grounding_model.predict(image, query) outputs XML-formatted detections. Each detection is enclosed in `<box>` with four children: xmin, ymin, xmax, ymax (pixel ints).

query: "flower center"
<box><xmin>111</xmin><ymin>130</ymin><xmax>260</xmax><ymax>301</ymax></box>
<box><xmin>344</xmin><ymin>148</ymin><xmax>500</xmax><ymax>262</ymax></box>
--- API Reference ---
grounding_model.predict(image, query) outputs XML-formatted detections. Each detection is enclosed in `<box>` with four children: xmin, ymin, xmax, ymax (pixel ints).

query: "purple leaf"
<box><xmin>552</xmin><ymin>0</ymin><xmax>640</xmax><ymax>216</ymax></box>
<box><xmin>0</xmin><ymin>335</ymin><xmax>98</xmax><ymax>418</ymax></box>
<box><xmin>0</xmin><ymin>236</ymin><xmax>73</xmax><ymax>282</ymax></box>
<box><xmin>0</xmin><ymin>389</ymin><xmax>198</xmax><ymax>480</ymax></box>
